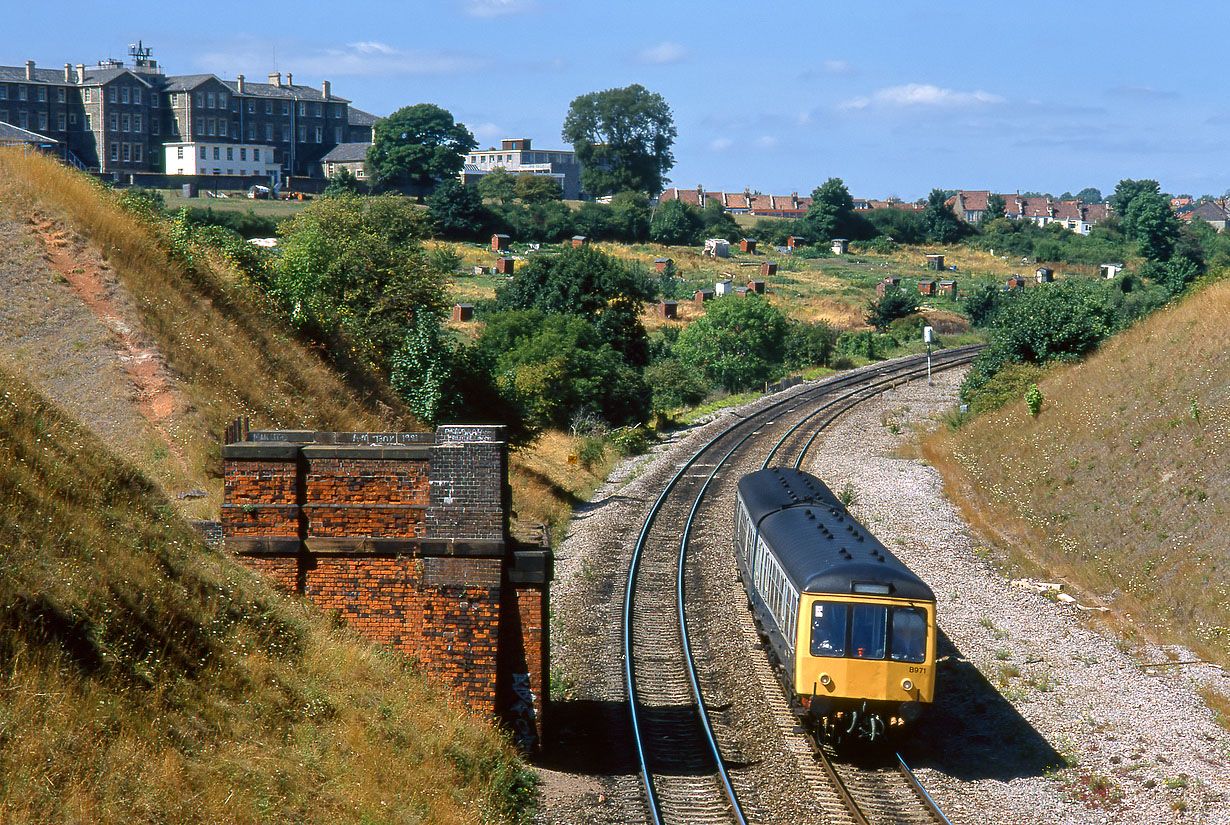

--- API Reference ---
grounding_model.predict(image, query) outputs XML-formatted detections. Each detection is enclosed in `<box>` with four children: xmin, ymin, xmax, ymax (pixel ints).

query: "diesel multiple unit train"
<box><xmin>734</xmin><ymin>468</ymin><xmax>937</xmax><ymax>742</ymax></box>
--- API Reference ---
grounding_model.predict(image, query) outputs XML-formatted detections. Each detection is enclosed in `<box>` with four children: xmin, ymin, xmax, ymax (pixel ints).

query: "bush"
<box><xmin>784</xmin><ymin>320</ymin><xmax>838</xmax><ymax>369</ymax></box>
<box><xmin>645</xmin><ymin>359</ymin><xmax>711</xmax><ymax>409</ymax></box>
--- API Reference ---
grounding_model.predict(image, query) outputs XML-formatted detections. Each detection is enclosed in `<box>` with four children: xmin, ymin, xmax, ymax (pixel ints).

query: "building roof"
<box><xmin>219</xmin><ymin>79</ymin><xmax>351</xmax><ymax>104</ymax></box>
<box><xmin>348</xmin><ymin>107</ymin><xmax>381</xmax><ymax>126</ymax></box>
<box><xmin>0</xmin><ymin>120</ymin><xmax>60</xmax><ymax>144</ymax></box>
<box><xmin>160</xmin><ymin>73</ymin><xmax>221</xmax><ymax>92</ymax></box>
<box><xmin>0</xmin><ymin>65</ymin><xmax>77</xmax><ymax>85</ymax></box>
<box><xmin>321</xmin><ymin>143</ymin><xmax>371</xmax><ymax>163</ymax></box>
<box><xmin>1188</xmin><ymin>201</ymin><xmax>1229</xmax><ymax>222</ymax></box>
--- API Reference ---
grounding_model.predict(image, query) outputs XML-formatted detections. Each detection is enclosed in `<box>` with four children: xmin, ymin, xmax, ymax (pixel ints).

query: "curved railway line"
<box><xmin>622</xmin><ymin>346</ymin><xmax>976</xmax><ymax>825</ymax></box>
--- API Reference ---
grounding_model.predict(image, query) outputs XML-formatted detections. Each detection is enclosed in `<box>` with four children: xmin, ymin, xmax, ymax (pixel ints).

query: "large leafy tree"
<box><xmin>865</xmin><ymin>288</ymin><xmax>920</xmax><ymax>332</ymax></box>
<box><xmin>367</xmin><ymin>104</ymin><xmax>477</xmax><ymax>188</ymax></box>
<box><xmin>1111</xmin><ymin>179</ymin><xmax>1179</xmax><ymax>262</ymax></box>
<box><xmin>562</xmin><ymin>84</ymin><xmax>677</xmax><ymax>196</ymax></box>
<box><xmin>923</xmin><ymin>188</ymin><xmax>965</xmax><ymax>243</ymax></box>
<box><xmin>649</xmin><ymin>198</ymin><xmax>702</xmax><ymax>245</ymax></box>
<box><xmin>476</xmin><ymin>166</ymin><xmax>516</xmax><ymax>203</ymax></box>
<box><xmin>982</xmin><ymin>193</ymin><xmax>1007</xmax><ymax>226</ymax></box>
<box><xmin>675</xmin><ymin>296</ymin><xmax>788</xmax><ymax>392</ymax></box>
<box><xmin>273</xmin><ymin>194</ymin><xmax>444</xmax><ymax>374</ymax></box>
<box><xmin>425</xmin><ymin>179</ymin><xmax>489</xmax><ymax>239</ymax></box>
<box><xmin>800</xmin><ymin>177</ymin><xmax>866</xmax><ymax>241</ymax></box>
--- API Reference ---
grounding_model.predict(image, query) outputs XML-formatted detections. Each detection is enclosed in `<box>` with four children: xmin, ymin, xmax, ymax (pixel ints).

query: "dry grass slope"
<box><xmin>0</xmin><ymin>367</ymin><xmax>531</xmax><ymax>824</ymax></box>
<box><xmin>924</xmin><ymin>278</ymin><xmax>1230</xmax><ymax>664</ymax></box>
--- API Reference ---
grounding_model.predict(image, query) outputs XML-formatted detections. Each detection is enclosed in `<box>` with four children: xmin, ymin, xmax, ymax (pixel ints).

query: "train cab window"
<box><xmin>850</xmin><ymin>604</ymin><xmax>887</xmax><ymax>659</ymax></box>
<box><xmin>890</xmin><ymin>607</ymin><xmax>927</xmax><ymax>663</ymax></box>
<box><xmin>809</xmin><ymin>601</ymin><xmax>846</xmax><ymax>657</ymax></box>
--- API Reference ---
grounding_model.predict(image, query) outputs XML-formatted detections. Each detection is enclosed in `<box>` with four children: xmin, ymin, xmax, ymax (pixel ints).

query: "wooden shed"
<box><xmin>760</xmin><ymin>261</ymin><xmax>777</xmax><ymax>277</ymax></box>
<box><xmin>496</xmin><ymin>257</ymin><xmax>515</xmax><ymax>275</ymax></box>
<box><xmin>925</xmin><ymin>254</ymin><xmax>945</xmax><ymax>271</ymax></box>
<box><xmin>1007</xmin><ymin>275</ymin><xmax>1026</xmax><ymax>290</ymax></box>
<box><xmin>658</xmin><ymin>300</ymin><xmax>678</xmax><ymax>319</ymax></box>
<box><xmin>734</xmin><ymin>286</ymin><xmax>751</xmax><ymax>298</ymax></box>
<box><xmin>452</xmin><ymin>303</ymin><xmax>474</xmax><ymax>322</ymax></box>
<box><xmin>918</xmin><ymin>279</ymin><xmax>938</xmax><ymax>296</ymax></box>
<box><xmin>694</xmin><ymin>289</ymin><xmax>714</xmax><ymax>304</ymax></box>
<box><xmin>1035</xmin><ymin>267</ymin><xmax>1054</xmax><ymax>283</ymax></box>
<box><xmin>740</xmin><ymin>238</ymin><xmax>758</xmax><ymax>254</ymax></box>
<box><xmin>938</xmin><ymin>279</ymin><xmax>957</xmax><ymax>298</ymax></box>
<box><xmin>491</xmin><ymin>234</ymin><xmax>510</xmax><ymax>252</ymax></box>
<box><xmin>571</xmin><ymin>235</ymin><xmax>588</xmax><ymax>248</ymax></box>
<box><xmin>473</xmin><ymin>265</ymin><xmax>490</xmax><ymax>276</ymax></box>
<box><xmin>654</xmin><ymin>257</ymin><xmax>673</xmax><ymax>274</ymax></box>
<box><xmin>747</xmin><ymin>279</ymin><xmax>766</xmax><ymax>294</ymax></box>
<box><xmin>787</xmin><ymin>236</ymin><xmax>806</xmax><ymax>249</ymax></box>
<box><xmin>830</xmin><ymin>238</ymin><xmax>849</xmax><ymax>254</ymax></box>
<box><xmin>1100</xmin><ymin>263</ymin><xmax>1124</xmax><ymax>280</ymax></box>
<box><xmin>715</xmin><ymin>279</ymin><xmax>735</xmax><ymax>297</ymax></box>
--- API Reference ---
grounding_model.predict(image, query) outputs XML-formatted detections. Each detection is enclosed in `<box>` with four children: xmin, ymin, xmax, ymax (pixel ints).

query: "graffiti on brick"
<box><xmin>508</xmin><ymin>672</ymin><xmax>539</xmax><ymax>750</ymax></box>
<box><xmin>437</xmin><ymin>425</ymin><xmax>503</xmax><ymax>444</ymax></box>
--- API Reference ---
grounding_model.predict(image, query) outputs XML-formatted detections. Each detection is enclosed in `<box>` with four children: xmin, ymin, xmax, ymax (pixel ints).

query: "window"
<box><xmin>219</xmin><ymin>93</ymin><xmax>227</xmax><ymax>109</ymax></box>
<box><xmin>176</xmin><ymin>146</ymin><xmax>184</xmax><ymax>159</ymax></box>
<box><xmin>0</xmin><ymin>85</ymin><xmax>6</xmax><ymax>100</ymax></box>
<box><xmin>18</xmin><ymin>111</ymin><xmax>28</xmax><ymax>128</ymax></box>
<box><xmin>247</xmin><ymin>124</ymin><xmax>255</xmax><ymax>140</ymax></box>
<box><xmin>282</xmin><ymin>101</ymin><xmax>289</xmax><ymax>115</ymax></box>
<box><xmin>58</xmin><ymin>88</ymin><xmax>65</xmax><ymax>103</ymax></box>
<box><xmin>298</xmin><ymin>102</ymin><xmax>305</xmax><ymax>116</ymax></box>
<box><xmin>134</xmin><ymin>88</ymin><xmax>142</xmax><ymax>104</ymax></box>
<box><xmin>121</xmin><ymin>87</ymin><xmax>129</xmax><ymax>104</ymax></box>
<box><xmin>135</xmin><ymin>114</ymin><xmax>142</xmax><ymax>131</ymax></box>
<box><xmin>110</xmin><ymin>143</ymin><xmax>118</xmax><ymax>161</ymax></box>
<box><xmin>314</xmin><ymin>103</ymin><xmax>321</xmax><ymax>117</ymax></box>
<box><xmin>265</xmin><ymin>100</ymin><xmax>272</xmax><ymax>114</ymax></box>
<box><xmin>218</xmin><ymin>119</ymin><xmax>227</xmax><ymax>136</ymax></box>
<box><xmin>298</xmin><ymin>126</ymin><xmax>306</xmax><ymax>142</ymax></box>
<box><xmin>107</xmin><ymin>86</ymin><xmax>116</xmax><ymax>103</ymax></box>
<box><xmin>889</xmin><ymin>608</ymin><xmax>927</xmax><ymax>663</ymax></box>
<box><xmin>239</xmin><ymin>147</ymin><xmax>246</xmax><ymax>161</ymax></box>
<box><xmin>247</xmin><ymin>100</ymin><xmax>254</xmax><ymax>113</ymax></box>
<box><xmin>195</xmin><ymin>118</ymin><xmax>203</xmax><ymax>136</ymax></box>
<box><xmin>282</xmin><ymin>126</ymin><xmax>290</xmax><ymax>142</ymax></box>
<box><xmin>121</xmin><ymin>114</ymin><xmax>130</xmax><ymax>132</ymax></box>
<box><xmin>19</xmin><ymin>86</ymin><xmax>28</xmax><ymax>101</ymax></box>
<box><xmin>82</xmin><ymin>88</ymin><xmax>90</xmax><ymax>103</ymax></box>
<box><xmin>37</xmin><ymin>86</ymin><xmax>47</xmax><ymax>102</ymax></box>
<box><xmin>151</xmin><ymin>118</ymin><xmax>158</xmax><ymax>136</ymax></box>
<box><xmin>213</xmin><ymin>168</ymin><xmax>220</xmax><ymax>175</ymax></box>
<box><xmin>58</xmin><ymin>113</ymin><xmax>67</xmax><ymax>130</ymax></box>
<box><xmin>196</xmin><ymin>92</ymin><xmax>204</xmax><ymax>108</ymax></box>
<box><xmin>213</xmin><ymin>147</ymin><xmax>220</xmax><ymax>160</ymax></box>
<box><xmin>133</xmin><ymin>144</ymin><xmax>142</xmax><ymax>162</ymax></box>
<box><xmin>200</xmin><ymin>146</ymin><xmax>207</xmax><ymax>159</ymax></box>
<box><xmin>206</xmin><ymin>92</ymin><xmax>215</xmax><ymax>108</ymax></box>
<box><xmin>227</xmin><ymin>169</ymin><xmax>233</xmax><ymax>175</ymax></box>
<box><xmin>335</xmin><ymin>126</ymin><xmax>343</xmax><ymax>143</ymax></box>
<box><xmin>265</xmin><ymin>124</ymin><xmax>273</xmax><ymax>141</ymax></box>
<box><xmin>38</xmin><ymin>112</ymin><xmax>47</xmax><ymax>130</ymax></box>
<box><xmin>109</xmin><ymin>113</ymin><xmax>117</xmax><ymax>131</ymax></box>
<box><xmin>83</xmin><ymin>113</ymin><xmax>90</xmax><ymax>130</ymax></box>
<box><xmin>253</xmin><ymin>148</ymin><xmax>260</xmax><ymax>161</ymax></box>
<box><xmin>226</xmin><ymin>147</ymin><xmax>233</xmax><ymax>160</ymax></box>
<box><xmin>149</xmin><ymin>92</ymin><xmax>156</xmax><ymax>105</ymax></box>
<box><xmin>314</xmin><ymin>126</ymin><xmax>322</xmax><ymax>143</ymax></box>
<box><xmin>850</xmin><ymin>604</ymin><xmax>887</xmax><ymax>660</ymax></box>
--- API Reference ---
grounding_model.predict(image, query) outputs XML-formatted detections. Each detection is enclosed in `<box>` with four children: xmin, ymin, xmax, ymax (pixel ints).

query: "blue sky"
<box><xmin>10</xmin><ymin>1</ymin><xmax>1230</xmax><ymax>201</ymax></box>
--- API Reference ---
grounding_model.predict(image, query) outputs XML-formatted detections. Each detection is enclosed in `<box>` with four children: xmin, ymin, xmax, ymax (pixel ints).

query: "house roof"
<box><xmin>219</xmin><ymin>79</ymin><xmax>351</xmax><ymax>104</ymax></box>
<box><xmin>348</xmin><ymin>107</ymin><xmax>380</xmax><ymax>126</ymax></box>
<box><xmin>321</xmin><ymin>143</ymin><xmax>371</xmax><ymax>163</ymax></box>
<box><xmin>0</xmin><ymin>66</ymin><xmax>78</xmax><ymax>85</ymax></box>
<box><xmin>1188</xmin><ymin>202</ymin><xmax>1229</xmax><ymax>222</ymax></box>
<box><xmin>0</xmin><ymin>120</ymin><xmax>60</xmax><ymax>144</ymax></box>
<box><xmin>160</xmin><ymin>73</ymin><xmax>221</xmax><ymax>92</ymax></box>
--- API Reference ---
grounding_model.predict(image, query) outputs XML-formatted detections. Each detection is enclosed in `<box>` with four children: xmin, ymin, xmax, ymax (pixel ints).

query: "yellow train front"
<box><xmin>734</xmin><ymin>468</ymin><xmax>937</xmax><ymax>743</ymax></box>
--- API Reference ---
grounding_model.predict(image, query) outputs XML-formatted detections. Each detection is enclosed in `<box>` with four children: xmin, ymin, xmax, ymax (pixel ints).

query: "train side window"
<box><xmin>889</xmin><ymin>607</ymin><xmax>927</xmax><ymax>663</ymax></box>
<box><xmin>810</xmin><ymin>601</ymin><xmax>846</xmax><ymax>657</ymax></box>
<box><xmin>850</xmin><ymin>604</ymin><xmax>887</xmax><ymax>659</ymax></box>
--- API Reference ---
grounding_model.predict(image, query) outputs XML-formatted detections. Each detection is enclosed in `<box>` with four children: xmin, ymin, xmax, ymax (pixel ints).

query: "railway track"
<box><xmin>622</xmin><ymin>346</ymin><xmax>976</xmax><ymax>824</ymax></box>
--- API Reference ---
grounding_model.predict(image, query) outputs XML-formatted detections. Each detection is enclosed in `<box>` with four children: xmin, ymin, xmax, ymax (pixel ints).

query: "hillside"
<box><xmin>0</xmin><ymin>148</ymin><xmax>410</xmax><ymax>520</ymax></box>
<box><xmin>0</xmin><ymin>365</ymin><xmax>531</xmax><ymax>823</ymax></box>
<box><xmin>923</xmin><ymin>277</ymin><xmax>1230</xmax><ymax>666</ymax></box>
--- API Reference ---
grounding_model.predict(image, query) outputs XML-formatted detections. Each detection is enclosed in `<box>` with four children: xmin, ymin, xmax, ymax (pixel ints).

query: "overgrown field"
<box><xmin>923</xmin><ymin>278</ymin><xmax>1230</xmax><ymax>665</ymax></box>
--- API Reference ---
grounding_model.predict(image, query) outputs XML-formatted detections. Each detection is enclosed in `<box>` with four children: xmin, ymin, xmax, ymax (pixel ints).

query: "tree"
<box><xmin>650</xmin><ymin>198</ymin><xmax>703</xmax><ymax>245</ymax></box>
<box><xmin>1075</xmin><ymin>187</ymin><xmax>1103</xmax><ymax>204</ymax></box>
<box><xmin>1111</xmin><ymin>179</ymin><xmax>1179</xmax><ymax>262</ymax></box>
<box><xmin>674</xmin><ymin>296</ymin><xmax>788</xmax><ymax>391</ymax></box>
<box><xmin>562</xmin><ymin>84</ymin><xmax>677</xmax><ymax>196</ymax></box>
<box><xmin>495</xmin><ymin>244</ymin><xmax>654</xmax><ymax>320</ymax></box>
<box><xmin>274</xmin><ymin>194</ymin><xmax>443</xmax><ymax>374</ymax></box>
<box><xmin>784</xmin><ymin>320</ymin><xmax>838</xmax><ymax>369</ymax></box>
<box><xmin>608</xmin><ymin>191</ymin><xmax>651</xmax><ymax>242</ymax></box>
<box><xmin>981</xmin><ymin>193</ymin><xmax>1007</xmax><ymax>226</ymax></box>
<box><xmin>514</xmin><ymin>173</ymin><xmax>563</xmax><ymax>204</ymax></box>
<box><xmin>367</xmin><ymin>103</ymin><xmax>477</xmax><ymax>188</ymax></box>
<box><xmin>923</xmin><ymin>189</ymin><xmax>965</xmax><ymax>243</ymax></box>
<box><xmin>700</xmin><ymin>199</ymin><xmax>740</xmax><ymax>240</ymax></box>
<box><xmin>425</xmin><ymin>179</ymin><xmax>489</xmax><ymax>239</ymax></box>
<box><xmin>476</xmin><ymin>167</ymin><xmax>516</xmax><ymax>203</ymax></box>
<box><xmin>801</xmin><ymin>177</ymin><xmax>859</xmax><ymax>242</ymax></box>
<box><xmin>865</xmin><ymin>288</ymin><xmax>920</xmax><ymax>331</ymax></box>
<box><xmin>323</xmin><ymin>167</ymin><xmax>360</xmax><ymax>197</ymax></box>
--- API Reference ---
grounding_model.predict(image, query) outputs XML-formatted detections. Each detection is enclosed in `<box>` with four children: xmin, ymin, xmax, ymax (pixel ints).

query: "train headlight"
<box><xmin>901</xmin><ymin>678</ymin><xmax>914</xmax><ymax>692</ymax></box>
<box><xmin>819</xmin><ymin>673</ymin><xmax>832</xmax><ymax>687</ymax></box>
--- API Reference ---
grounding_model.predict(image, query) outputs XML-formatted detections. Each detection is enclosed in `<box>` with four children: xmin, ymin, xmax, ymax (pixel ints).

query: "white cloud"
<box><xmin>637</xmin><ymin>41</ymin><xmax>688</xmax><ymax>65</ymax></box>
<box><xmin>464</xmin><ymin>0</ymin><xmax>535</xmax><ymax>17</ymax></box>
<box><xmin>823</xmin><ymin>59</ymin><xmax>852</xmax><ymax>75</ymax></box>
<box><xmin>753</xmin><ymin>136</ymin><xmax>779</xmax><ymax>149</ymax></box>
<box><xmin>840</xmin><ymin>83</ymin><xmax>1005</xmax><ymax>111</ymax></box>
<box><xmin>200</xmin><ymin>40</ymin><xmax>481</xmax><ymax>78</ymax></box>
<box><xmin>709</xmin><ymin>137</ymin><xmax>734</xmax><ymax>152</ymax></box>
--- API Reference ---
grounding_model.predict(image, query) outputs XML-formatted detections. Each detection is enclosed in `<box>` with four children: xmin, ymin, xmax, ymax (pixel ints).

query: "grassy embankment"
<box><xmin>0</xmin><ymin>148</ymin><xmax>534</xmax><ymax>822</ymax></box>
<box><xmin>0</xmin><ymin>366</ymin><xmax>533</xmax><ymax>824</ymax></box>
<box><xmin>922</xmin><ymin>278</ymin><xmax>1230</xmax><ymax>671</ymax></box>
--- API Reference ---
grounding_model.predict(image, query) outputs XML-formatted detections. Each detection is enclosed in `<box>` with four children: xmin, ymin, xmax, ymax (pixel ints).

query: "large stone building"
<box><xmin>460</xmin><ymin>138</ymin><xmax>582</xmax><ymax>199</ymax></box>
<box><xmin>0</xmin><ymin>43</ymin><xmax>378</xmax><ymax>184</ymax></box>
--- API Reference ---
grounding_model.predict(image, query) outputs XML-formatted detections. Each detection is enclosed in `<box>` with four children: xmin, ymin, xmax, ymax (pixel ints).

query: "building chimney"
<box><xmin>286</xmin><ymin>72</ymin><xmax>293</xmax><ymax>86</ymax></box>
<box><xmin>237</xmin><ymin>74</ymin><xmax>245</xmax><ymax>93</ymax></box>
<box><xmin>322</xmin><ymin>80</ymin><xmax>330</xmax><ymax>99</ymax></box>
<box><xmin>25</xmin><ymin>60</ymin><xmax>35</xmax><ymax>81</ymax></box>
<box><xmin>268</xmin><ymin>72</ymin><xmax>281</xmax><ymax>87</ymax></box>
<box><xmin>64</xmin><ymin>63</ymin><xmax>73</xmax><ymax>82</ymax></box>
<box><xmin>77</xmin><ymin>64</ymin><xmax>85</xmax><ymax>84</ymax></box>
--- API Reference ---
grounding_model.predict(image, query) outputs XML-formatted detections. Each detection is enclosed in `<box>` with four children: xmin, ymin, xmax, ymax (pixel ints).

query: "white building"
<box><xmin>163</xmin><ymin>140</ymin><xmax>281</xmax><ymax>183</ymax></box>
<box><xmin>460</xmin><ymin>138</ymin><xmax>581</xmax><ymax>199</ymax></box>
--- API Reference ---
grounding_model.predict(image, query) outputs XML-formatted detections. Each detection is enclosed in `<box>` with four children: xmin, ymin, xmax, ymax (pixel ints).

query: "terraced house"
<box><xmin>0</xmin><ymin>43</ymin><xmax>378</xmax><ymax>185</ymax></box>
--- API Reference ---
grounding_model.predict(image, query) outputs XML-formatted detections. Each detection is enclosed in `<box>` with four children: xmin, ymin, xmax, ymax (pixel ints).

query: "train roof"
<box><xmin>737</xmin><ymin>467</ymin><xmax>935</xmax><ymax>602</ymax></box>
